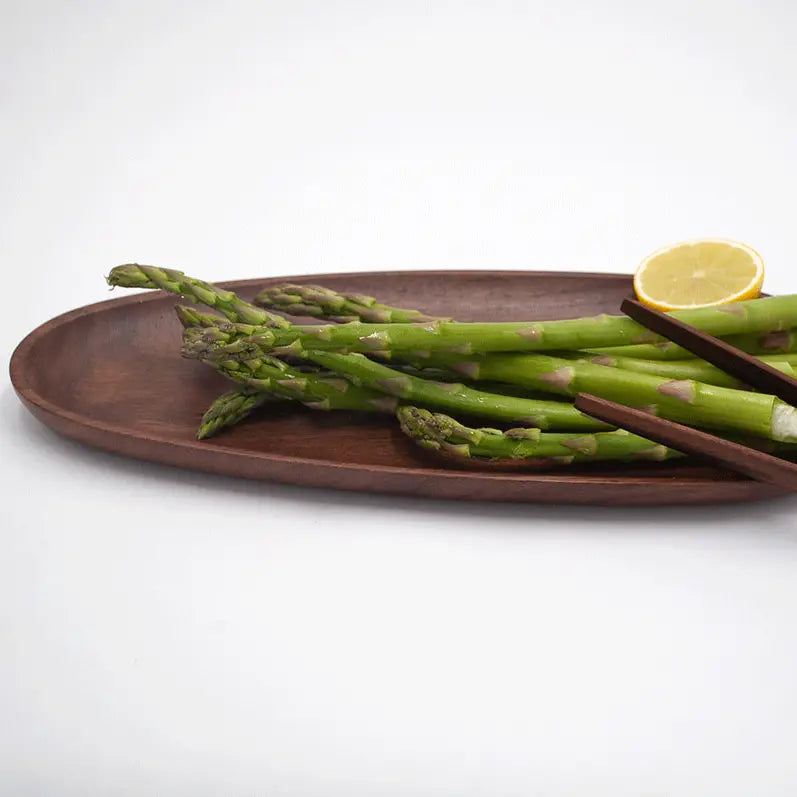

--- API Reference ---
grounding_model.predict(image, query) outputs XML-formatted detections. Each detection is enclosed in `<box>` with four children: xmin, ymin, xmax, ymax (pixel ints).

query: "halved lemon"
<box><xmin>633</xmin><ymin>239</ymin><xmax>764</xmax><ymax>311</ymax></box>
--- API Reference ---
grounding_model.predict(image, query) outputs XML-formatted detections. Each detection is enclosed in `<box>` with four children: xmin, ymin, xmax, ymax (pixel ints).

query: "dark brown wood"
<box><xmin>9</xmin><ymin>270</ymin><xmax>789</xmax><ymax>506</ymax></box>
<box><xmin>575</xmin><ymin>393</ymin><xmax>797</xmax><ymax>492</ymax></box>
<box><xmin>622</xmin><ymin>297</ymin><xmax>797</xmax><ymax>404</ymax></box>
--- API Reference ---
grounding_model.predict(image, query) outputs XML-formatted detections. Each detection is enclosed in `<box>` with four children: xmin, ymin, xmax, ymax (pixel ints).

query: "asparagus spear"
<box><xmin>173</xmin><ymin>304</ymin><xmax>279</xmax><ymax>344</ymax></box>
<box><xmin>111</xmin><ymin>264</ymin><xmax>797</xmax><ymax>360</ymax></box>
<box><xmin>175</xmin><ymin>301</ymin><xmax>797</xmax><ymax>391</ymax></box>
<box><xmin>255</xmin><ymin>283</ymin><xmax>451</xmax><ymax>323</ymax></box>
<box><xmin>260</xmin><ymin>281</ymin><xmax>797</xmax><ymax>364</ymax></box>
<box><xmin>191</xmin><ymin>326</ymin><xmax>797</xmax><ymax>441</ymax></box>
<box><xmin>174</xmin><ymin>301</ymin><xmax>391</xmax><ymax>435</ymax></box>
<box><xmin>421</xmin><ymin>350</ymin><xmax>797</xmax><ymax>442</ymax></box>
<box><xmin>399</xmin><ymin>349</ymin><xmax>797</xmax><ymax>390</ymax></box>
<box><xmin>182</xmin><ymin>328</ymin><xmax>401</xmax><ymax>413</ymax></box>
<box><xmin>176</xmin><ymin>300</ymin><xmax>797</xmax><ymax>434</ymax></box>
<box><xmin>206</xmin><ymin>331</ymin><xmax>797</xmax><ymax>442</ymax></box>
<box><xmin>397</xmin><ymin>406</ymin><xmax>679</xmax><ymax>463</ymax></box>
<box><xmin>196</xmin><ymin>334</ymin><xmax>611</xmax><ymax>430</ymax></box>
<box><xmin>563</xmin><ymin>352</ymin><xmax>797</xmax><ymax>389</ymax></box>
<box><xmin>397</xmin><ymin>407</ymin><xmax>797</xmax><ymax>463</ymax></box>
<box><xmin>197</xmin><ymin>388</ymin><xmax>278</xmax><ymax>439</ymax></box>
<box><xmin>254</xmin><ymin>294</ymin><xmax>797</xmax><ymax>355</ymax></box>
<box><xmin>258</xmin><ymin>280</ymin><xmax>797</xmax><ymax>372</ymax></box>
<box><xmin>107</xmin><ymin>264</ymin><xmax>290</xmax><ymax>328</ymax></box>
<box><xmin>256</xmin><ymin>282</ymin><xmax>797</xmax><ymax>366</ymax></box>
<box><xmin>109</xmin><ymin>265</ymin><xmax>797</xmax><ymax>353</ymax></box>
<box><xmin>109</xmin><ymin>266</ymin><xmax>797</xmax><ymax>442</ymax></box>
<box><xmin>592</xmin><ymin>329</ymin><xmax>797</xmax><ymax>360</ymax></box>
<box><xmin>175</xmin><ymin>304</ymin><xmax>234</xmax><ymax>329</ymax></box>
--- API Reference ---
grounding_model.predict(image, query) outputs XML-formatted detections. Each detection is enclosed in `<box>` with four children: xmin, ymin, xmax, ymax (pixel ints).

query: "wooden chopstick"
<box><xmin>621</xmin><ymin>297</ymin><xmax>797</xmax><ymax>405</ymax></box>
<box><xmin>574</xmin><ymin>393</ymin><xmax>797</xmax><ymax>491</ymax></box>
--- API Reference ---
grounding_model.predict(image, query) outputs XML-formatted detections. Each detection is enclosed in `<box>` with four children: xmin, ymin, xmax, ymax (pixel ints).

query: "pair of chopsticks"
<box><xmin>574</xmin><ymin>298</ymin><xmax>797</xmax><ymax>491</ymax></box>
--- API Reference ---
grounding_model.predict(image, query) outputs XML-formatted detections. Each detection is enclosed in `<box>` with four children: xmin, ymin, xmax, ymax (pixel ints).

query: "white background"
<box><xmin>3</xmin><ymin>1</ymin><xmax>797</xmax><ymax>794</ymax></box>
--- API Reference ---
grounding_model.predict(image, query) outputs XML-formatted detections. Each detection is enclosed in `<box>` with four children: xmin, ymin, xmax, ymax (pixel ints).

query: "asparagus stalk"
<box><xmin>110</xmin><ymin>264</ymin><xmax>797</xmax><ymax>355</ymax></box>
<box><xmin>176</xmin><ymin>305</ymin><xmax>577</xmax><ymax>400</ymax></box>
<box><xmin>110</xmin><ymin>265</ymin><xmax>797</xmax><ymax>358</ymax></box>
<box><xmin>174</xmin><ymin>304</ymin><xmax>272</xmax><ymax>334</ymax></box>
<box><xmin>107</xmin><ymin>264</ymin><xmax>290</xmax><ymax>328</ymax></box>
<box><xmin>397</xmin><ymin>406</ymin><xmax>679</xmax><ymax>463</ymax></box>
<box><xmin>306</xmin><ymin>351</ymin><xmax>611</xmax><ymax>428</ymax></box>
<box><xmin>199</xmin><ymin>335</ymin><xmax>612</xmax><ymax>430</ymax></box>
<box><xmin>175</xmin><ymin>301</ymin><xmax>797</xmax><ymax>392</ymax></box>
<box><xmin>258</xmin><ymin>280</ymin><xmax>797</xmax><ymax>366</ymax></box>
<box><xmin>209</xmin><ymin>331</ymin><xmax>797</xmax><ymax>442</ymax></box>
<box><xmin>423</xmin><ymin>351</ymin><xmax>797</xmax><ymax>441</ymax></box>
<box><xmin>197</xmin><ymin>388</ymin><xmax>278</xmax><ymax>439</ymax></box>
<box><xmin>255</xmin><ymin>294</ymin><xmax>797</xmax><ymax>355</ymax></box>
<box><xmin>176</xmin><ymin>301</ymin><xmax>797</xmax><ymax>438</ymax></box>
<box><xmin>183</xmin><ymin>328</ymin><xmax>397</xmax><ymax>412</ymax></box>
<box><xmin>259</xmin><ymin>280</ymin><xmax>797</xmax><ymax>364</ymax></box>
<box><xmin>176</xmin><ymin>302</ymin><xmax>381</xmax><ymax>437</ymax></box>
<box><xmin>255</xmin><ymin>283</ymin><xmax>451</xmax><ymax>323</ymax></box>
<box><xmin>256</xmin><ymin>281</ymin><xmax>797</xmax><ymax>367</ymax></box>
<box><xmin>399</xmin><ymin>349</ymin><xmax>797</xmax><ymax>390</ymax></box>
<box><xmin>592</xmin><ymin>329</ymin><xmax>797</xmax><ymax>360</ymax></box>
<box><xmin>563</xmin><ymin>352</ymin><xmax>797</xmax><ymax>389</ymax></box>
<box><xmin>175</xmin><ymin>304</ymin><xmax>236</xmax><ymax>329</ymax></box>
<box><xmin>398</xmin><ymin>407</ymin><xmax>797</xmax><ymax>464</ymax></box>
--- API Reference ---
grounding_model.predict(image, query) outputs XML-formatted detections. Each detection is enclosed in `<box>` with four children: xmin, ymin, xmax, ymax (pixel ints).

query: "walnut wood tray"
<box><xmin>9</xmin><ymin>270</ymin><xmax>788</xmax><ymax>506</ymax></box>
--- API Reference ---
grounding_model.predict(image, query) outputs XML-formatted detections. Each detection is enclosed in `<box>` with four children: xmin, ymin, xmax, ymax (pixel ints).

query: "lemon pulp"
<box><xmin>633</xmin><ymin>239</ymin><xmax>764</xmax><ymax>311</ymax></box>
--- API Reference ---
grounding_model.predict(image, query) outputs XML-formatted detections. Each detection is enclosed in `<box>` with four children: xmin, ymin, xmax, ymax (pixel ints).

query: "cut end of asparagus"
<box><xmin>771</xmin><ymin>401</ymin><xmax>797</xmax><ymax>442</ymax></box>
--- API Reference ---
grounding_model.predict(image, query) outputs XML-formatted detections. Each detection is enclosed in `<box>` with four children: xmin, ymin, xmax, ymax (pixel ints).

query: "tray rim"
<box><xmin>9</xmin><ymin>268</ymin><xmax>787</xmax><ymax>504</ymax></box>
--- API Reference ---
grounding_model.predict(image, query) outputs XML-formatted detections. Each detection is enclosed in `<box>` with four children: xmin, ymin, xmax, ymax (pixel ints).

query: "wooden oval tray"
<box><xmin>9</xmin><ymin>270</ymin><xmax>788</xmax><ymax>506</ymax></box>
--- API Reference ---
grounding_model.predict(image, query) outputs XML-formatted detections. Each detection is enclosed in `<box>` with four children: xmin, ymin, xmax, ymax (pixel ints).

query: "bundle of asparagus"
<box><xmin>107</xmin><ymin>264</ymin><xmax>797</xmax><ymax>465</ymax></box>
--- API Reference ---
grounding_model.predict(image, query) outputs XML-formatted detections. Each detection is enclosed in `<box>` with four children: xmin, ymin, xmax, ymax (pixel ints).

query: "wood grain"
<box><xmin>9</xmin><ymin>269</ymin><xmax>789</xmax><ymax>506</ymax></box>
